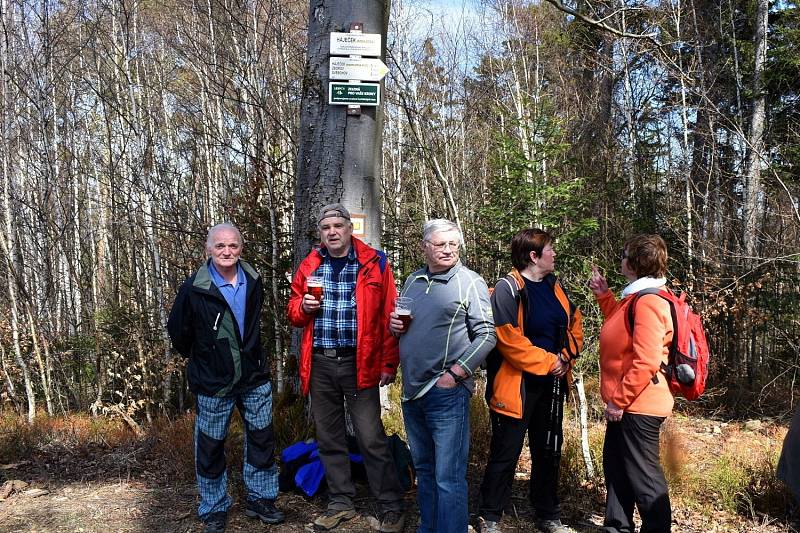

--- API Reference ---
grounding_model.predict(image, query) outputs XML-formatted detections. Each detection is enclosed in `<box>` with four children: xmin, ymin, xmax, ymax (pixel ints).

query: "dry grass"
<box><xmin>0</xmin><ymin>411</ymin><xmax>136</xmax><ymax>464</ymax></box>
<box><xmin>382</xmin><ymin>380</ymin><xmax>407</xmax><ymax>439</ymax></box>
<box><xmin>461</xmin><ymin>383</ymin><xmax>797</xmax><ymax>530</ymax></box>
<box><xmin>661</xmin><ymin>417</ymin><xmax>687</xmax><ymax>488</ymax></box>
<box><xmin>148</xmin><ymin>411</ymin><xmax>196</xmax><ymax>481</ymax></box>
<box><xmin>1</xmin><ymin>392</ymin><xmax>796</xmax><ymax>531</ymax></box>
<box><xmin>272</xmin><ymin>390</ymin><xmax>314</xmax><ymax>449</ymax></box>
<box><xmin>560</xmin><ymin>409</ymin><xmax>606</xmax><ymax>489</ymax></box>
<box><xmin>469</xmin><ymin>384</ymin><xmax>492</xmax><ymax>463</ymax></box>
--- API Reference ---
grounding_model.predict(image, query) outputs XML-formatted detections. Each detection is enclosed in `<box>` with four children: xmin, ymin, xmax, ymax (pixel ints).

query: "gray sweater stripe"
<box><xmin>456</xmin><ymin>273</ymin><xmax>492</xmax><ymax>370</ymax></box>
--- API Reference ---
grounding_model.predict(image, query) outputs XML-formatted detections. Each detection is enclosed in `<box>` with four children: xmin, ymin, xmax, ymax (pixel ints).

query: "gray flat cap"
<box><xmin>317</xmin><ymin>203</ymin><xmax>351</xmax><ymax>224</ymax></box>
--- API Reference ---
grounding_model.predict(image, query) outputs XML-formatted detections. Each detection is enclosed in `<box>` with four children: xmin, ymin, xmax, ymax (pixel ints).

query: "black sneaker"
<box><xmin>203</xmin><ymin>511</ymin><xmax>227</xmax><ymax>533</ymax></box>
<box><xmin>245</xmin><ymin>498</ymin><xmax>285</xmax><ymax>524</ymax></box>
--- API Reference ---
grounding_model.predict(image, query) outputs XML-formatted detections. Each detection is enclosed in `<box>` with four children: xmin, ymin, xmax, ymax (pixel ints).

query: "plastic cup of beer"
<box><xmin>395</xmin><ymin>297</ymin><xmax>413</xmax><ymax>330</ymax></box>
<box><xmin>307</xmin><ymin>276</ymin><xmax>324</xmax><ymax>302</ymax></box>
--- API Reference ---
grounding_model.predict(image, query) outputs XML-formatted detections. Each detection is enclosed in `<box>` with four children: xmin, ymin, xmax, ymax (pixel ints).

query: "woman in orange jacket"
<box><xmin>589</xmin><ymin>234</ymin><xmax>674</xmax><ymax>533</ymax></box>
<box><xmin>477</xmin><ymin>229</ymin><xmax>583</xmax><ymax>533</ymax></box>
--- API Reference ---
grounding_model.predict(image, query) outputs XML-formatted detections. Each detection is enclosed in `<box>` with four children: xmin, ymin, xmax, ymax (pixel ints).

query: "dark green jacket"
<box><xmin>167</xmin><ymin>259</ymin><xmax>269</xmax><ymax>397</ymax></box>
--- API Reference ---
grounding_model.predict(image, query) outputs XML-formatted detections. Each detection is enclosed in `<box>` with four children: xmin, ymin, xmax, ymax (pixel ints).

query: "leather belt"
<box><xmin>313</xmin><ymin>347</ymin><xmax>356</xmax><ymax>357</ymax></box>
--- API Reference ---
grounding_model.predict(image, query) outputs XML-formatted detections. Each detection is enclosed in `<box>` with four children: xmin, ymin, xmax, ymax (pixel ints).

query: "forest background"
<box><xmin>0</xmin><ymin>0</ymin><xmax>799</xmax><ymax>528</ymax></box>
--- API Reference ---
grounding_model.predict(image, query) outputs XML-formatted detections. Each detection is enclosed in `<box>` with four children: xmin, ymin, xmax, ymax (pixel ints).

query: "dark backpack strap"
<box><xmin>627</xmin><ymin>288</ymin><xmax>678</xmax><ymax>384</ymax></box>
<box><xmin>495</xmin><ymin>274</ymin><xmax>523</xmax><ymax>323</ymax></box>
<box><xmin>375</xmin><ymin>250</ymin><xmax>388</xmax><ymax>273</ymax></box>
<box><xmin>483</xmin><ymin>275</ymin><xmax>519</xmax><ymax>401</ymax></box>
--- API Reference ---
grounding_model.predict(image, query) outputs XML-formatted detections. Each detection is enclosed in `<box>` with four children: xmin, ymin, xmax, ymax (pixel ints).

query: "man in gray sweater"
<box><xmin>389</xmin><ymin>219</ymin><xmax>496</xmax><ymax>533</ymax></box>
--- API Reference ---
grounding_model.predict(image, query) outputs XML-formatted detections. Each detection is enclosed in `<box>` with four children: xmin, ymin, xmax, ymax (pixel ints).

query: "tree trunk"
<box><xmin>294</xmin><ymin>0</ymin><xmax>389</xmax><ymax>262</ymax></box>
<box><xmin>573</xmin><ymin>374</ymin><xmax>594</xmax><ymax>478</ymax></box>
<box><xmin>743</xmin><ymin>0</ymin><xmax>768</xmax><ymax>259</ymax></box>
<box><xmin>0</xmin><ymin>4</ymin><xmax>35</xmax><ymax>417</ymax></box>
<box><xmin>294</xmin><ymin>1</ymin><xmax>390</xmax><ymax>405</ymax></box>
<box><xmin>0</xmin><ymin>207</ymin><xmax>36</xmax><ymax>422</ymax></box>
<box><xmin>25</xmin><ymin>303</ymin><xmax>53</xmax><ymax>414</ymax></box>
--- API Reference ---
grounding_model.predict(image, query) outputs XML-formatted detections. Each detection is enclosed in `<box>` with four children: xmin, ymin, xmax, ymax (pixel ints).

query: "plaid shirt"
<box><xmin>313</xmin><ymin>246</ymin><xmax>359</xmax><ymax>348</ymax></box>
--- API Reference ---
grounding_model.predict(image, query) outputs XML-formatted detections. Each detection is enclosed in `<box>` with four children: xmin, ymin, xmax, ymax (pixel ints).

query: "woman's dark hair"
<box><xmin>624</xmin><ymin>234</ymin><xmax>668</xmax><ymax>278</ymax></box>
<box><xmin>511</xmin><ymin>228</ymin><xmax>553</xmax><ymax>271</ymax></box>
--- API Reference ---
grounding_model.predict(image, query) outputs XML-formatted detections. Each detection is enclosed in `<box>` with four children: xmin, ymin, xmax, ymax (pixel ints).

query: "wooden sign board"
<box><xmin>351</xmin><ymin>213</ymin><xmax>366</xmax><ymax>238</ymax></box>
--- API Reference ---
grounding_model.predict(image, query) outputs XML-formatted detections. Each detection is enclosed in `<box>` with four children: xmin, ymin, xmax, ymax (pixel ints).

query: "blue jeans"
<box><xmin>194</xmin><ymin>382</ymin><xmax>278</xmax><ymax>519</ymax></box>
<box><xmin>403</xmin><ymin>384</ymin><xmax>471</xmax><ymax>533</ymax></box>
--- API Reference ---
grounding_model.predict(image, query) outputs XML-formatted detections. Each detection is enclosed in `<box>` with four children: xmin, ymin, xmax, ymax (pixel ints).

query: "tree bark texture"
<box><xmin>743</xmin><ymin>0</ymin><xmax>768</xmax><ymax>259</ymax></box>
<box><xmin>294</xmin><ymin>0</ymin><xmax>390</xmax><ymax>264</ymax></box>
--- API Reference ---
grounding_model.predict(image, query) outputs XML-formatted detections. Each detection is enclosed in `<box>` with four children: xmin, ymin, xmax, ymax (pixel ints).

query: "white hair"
<box><xmin>206</xmin><ymin>223</ymin><xmax>243</xmax><ymax>250</ymax></box>
<box><xmin>422</xmin><ymin>219</ymin><xmax>462</xmax><ymax>244</ymax></box>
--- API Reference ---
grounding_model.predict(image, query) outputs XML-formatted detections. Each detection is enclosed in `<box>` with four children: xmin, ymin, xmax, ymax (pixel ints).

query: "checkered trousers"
<box><xmin>194</xmin><ymin>381</ymin><xmax>278</xmax><ymax>518</ymax></box>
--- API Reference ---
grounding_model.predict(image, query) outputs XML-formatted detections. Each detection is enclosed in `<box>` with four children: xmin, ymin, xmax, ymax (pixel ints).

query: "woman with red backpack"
<box><xmin>588</xmin><ymin>234</ymin><xmax>674</xmax><ymax>533</ymax></box>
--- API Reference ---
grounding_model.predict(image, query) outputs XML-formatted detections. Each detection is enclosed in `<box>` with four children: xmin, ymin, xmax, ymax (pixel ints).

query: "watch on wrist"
<box><xmin>446</xmin><ymin>367</ymin><xmax>465</xmax><ymax>382</ymax></box>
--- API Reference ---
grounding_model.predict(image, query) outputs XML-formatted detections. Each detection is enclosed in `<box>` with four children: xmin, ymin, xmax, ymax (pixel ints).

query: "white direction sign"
<box><xmin>329</xmin><ymin>57</ymin><xmax>389</xmax><ymax>82</ymax></box>
<box><xmin>330</xmin><ymin>32</ymin><xmax>382</xmax><ymax>57</ymax></box>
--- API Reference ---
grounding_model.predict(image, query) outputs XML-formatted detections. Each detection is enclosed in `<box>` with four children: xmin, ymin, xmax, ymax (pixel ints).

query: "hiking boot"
<box><xmin>379</xmin><ymin>510</ymin><xmax>405</xmax><ymax>532</ymax></box>
<box><xmin>313</xmin><ymin>508</ymin><xmax>357</xmax><ymax>530</ymax></box>
<box><xmin>245</xmin><ymin>498</ymin><xmax>285</xmax><ymax>524</ymax></box>
<box><xmin>535</xmin><ymin>518</ymin><xmax>574</xmax><ymax>533</ymax></box>
<box><xmin>478</xmin><ymin>516</ymin><xmax>502</xmax><ymax>533</ymax></box>
<box><xmin>202</xmin><ymin>511</ymin><xmax>227</xmax><ymax>533</ymax></box>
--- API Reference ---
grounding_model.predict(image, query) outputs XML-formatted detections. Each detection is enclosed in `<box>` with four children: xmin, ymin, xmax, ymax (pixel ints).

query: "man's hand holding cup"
<box><xmin>302</xmin><ymin>276</ymin><xmax>324</xmax><ymax>314</ymax></box>
<box><xmin>389</xmin><ymin>296</ymin><xmax>413</xmax><ymax>336</ymax></box>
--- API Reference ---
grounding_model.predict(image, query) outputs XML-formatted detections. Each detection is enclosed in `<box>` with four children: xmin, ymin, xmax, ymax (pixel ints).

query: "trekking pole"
<box><xmin>545</xmin><ymin>375</ymin><xmax>561</xmax><ymax>452</ymax></box>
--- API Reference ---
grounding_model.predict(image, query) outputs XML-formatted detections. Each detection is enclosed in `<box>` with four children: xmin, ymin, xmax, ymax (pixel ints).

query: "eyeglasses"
<box><xmin>620</xmin><ymin>249</ymin><xmax>628</xmax><ymax>260</ymax></box>
<box><xmin>426</xmin><ymin>240</ymin><xmax>460</xmax><ymax>251</ymax></box>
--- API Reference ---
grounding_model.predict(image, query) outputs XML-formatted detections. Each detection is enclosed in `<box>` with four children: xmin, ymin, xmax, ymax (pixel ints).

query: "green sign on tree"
<box><xmin>328</xmin><ymin>82</ymin><xmax>381</xmax><ymax>106</ymax></box>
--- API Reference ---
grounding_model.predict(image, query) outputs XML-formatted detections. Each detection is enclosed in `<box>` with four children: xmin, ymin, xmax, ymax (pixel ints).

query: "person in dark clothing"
<box><xmin>478</xmin><ymin>228</ymin><xmax>583</xmax><ymax>533</ymax></box>
<box><xmin>167</xmin><ymin>223</ymin><xmax>283</xmax><ymax>533</ymax></box>
<box><xmin>778</xmin><ymin>404</ymin><xmax>800</xmax><ymax>519</ymax></box>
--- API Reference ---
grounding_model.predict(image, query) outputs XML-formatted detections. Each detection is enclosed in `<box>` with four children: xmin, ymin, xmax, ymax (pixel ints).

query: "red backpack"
<box><xmin>627</xmin><ymin>288</ymin><xmax>710</xmax><ymax>400</ymax></box>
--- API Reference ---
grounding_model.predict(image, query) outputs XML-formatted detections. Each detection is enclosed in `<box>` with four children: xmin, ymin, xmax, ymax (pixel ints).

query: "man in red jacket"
<box><xmin>288</xmin><ymin>204</ymin><xmax>404</xmax><ymax>532</ymax></box>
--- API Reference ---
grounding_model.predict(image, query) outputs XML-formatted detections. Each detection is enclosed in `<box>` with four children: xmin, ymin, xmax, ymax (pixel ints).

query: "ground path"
<box><xmin>0</xmin><ymin>416</ymin><xmax>795</xmax><ymax>532</ymax></box>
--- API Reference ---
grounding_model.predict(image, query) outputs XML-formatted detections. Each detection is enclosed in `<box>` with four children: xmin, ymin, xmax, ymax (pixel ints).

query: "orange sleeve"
<box><xmin>495</xmin><ymin>324</ymin><xmax>558</xmax><ymax>375</ymax></box>
<box><xmin>595</xmin><ymin>289</ymin><xmax>620</xmax><ymax>318</ymax></box>
<box><xmin>610</xmin><ymin>294</ymin><xmax>672</xmax><ymax>409</ymax></box>
<box><xmin>564</xmin><ymin>307</ymin><xmax>583</xmax><ymax>364</ymax></box>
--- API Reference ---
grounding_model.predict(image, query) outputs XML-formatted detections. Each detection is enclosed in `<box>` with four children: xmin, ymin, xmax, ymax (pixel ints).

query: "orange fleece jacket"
<box><xmin>596</xmin><ymin>288</ymin><xmax>674</xmax><ymax>417</ymax></box>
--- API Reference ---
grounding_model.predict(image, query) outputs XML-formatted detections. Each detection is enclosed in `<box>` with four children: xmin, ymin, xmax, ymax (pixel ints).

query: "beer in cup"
<box><xmin>307</xmin><ymin>276</ymin><xmax>324</xmax><ymax>302</ymax></box>
<box><xmin>395</xmin><ymin>297</ymin><xmax>413</xmax><ymax>330</ymax></box>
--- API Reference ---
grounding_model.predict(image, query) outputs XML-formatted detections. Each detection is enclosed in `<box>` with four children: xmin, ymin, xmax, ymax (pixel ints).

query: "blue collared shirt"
<box><xmin>209</xmin><ymin>261</ymin><xmax>247</xmax><ymax>338</ymax></box>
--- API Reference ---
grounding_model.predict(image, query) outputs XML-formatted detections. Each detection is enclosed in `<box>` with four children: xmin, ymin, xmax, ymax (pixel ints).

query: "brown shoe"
<box><xmin>313</xmin><ymin>508</ymin><xmax>357</xmax><ymax>530</ymax></box>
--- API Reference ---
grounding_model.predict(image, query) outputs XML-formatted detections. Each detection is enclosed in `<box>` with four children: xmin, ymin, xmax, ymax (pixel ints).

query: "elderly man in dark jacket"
<box><xmin>168</xmin><ymin>223</ymin><xmax>283</xmax><ymax>533</ymax></box>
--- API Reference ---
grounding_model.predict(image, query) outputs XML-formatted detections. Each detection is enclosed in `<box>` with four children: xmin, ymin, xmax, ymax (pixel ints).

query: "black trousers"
<box><xmin>310</xmin><ymin>353</ymin><xmax>403</xmax><ymax>513</ymax></box>
<box><xmin>478</xmin><ymin>376</ymin><xmax>565</xmax><ymax>522</ymax></box>
<box><xmin>603</xmin><ymin>413</ymin><xmax>671</xmax><ymax>533</ymax></box>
